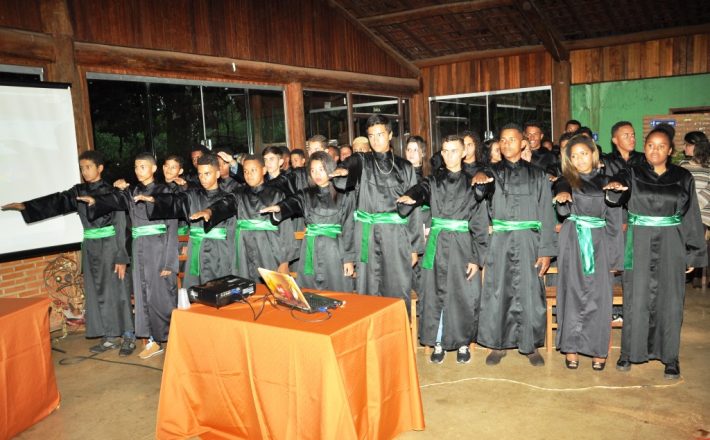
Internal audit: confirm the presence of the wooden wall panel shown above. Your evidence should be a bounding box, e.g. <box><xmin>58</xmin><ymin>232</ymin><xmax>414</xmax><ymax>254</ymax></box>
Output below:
<box><xmin>571</xmin><ymin>33</ymin><xmax>710</xmax><ymax>84</ymax></box>
<box><xmin>0</xmin><ymin>0</ymin><xmax>43</xmax><ymax>32</ymax></box>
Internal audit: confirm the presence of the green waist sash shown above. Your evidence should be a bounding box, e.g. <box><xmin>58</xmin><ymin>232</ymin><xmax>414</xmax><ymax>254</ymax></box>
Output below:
<box><xmin>567</xmin><ymin>215</ymin><xmax>606</xmax><ymax>275</ymax></box>
<box><xmin>83</xmin><ymin>225</ymin><xmax>116</xmax><ymax>240</ymax></box>
<box><xmin>177</xmin><ymin>225</ymin><xmax>190</xmax><ymax>236</ymax></box>
<box><xmin>421</xmin><ymin>217</ymin><xmax>469</xmax><ymax>270</ymax></box>
<box><xmin>188</xmin><ymin>227</ymin><xmax>227</xmax><ymax>276</ymax></box>
<box><xmin>421</xmin><ymin>205</ymin><xmax>430</xmax><ymax>212</ymax></box>
<box><xmin>131</xmin><ymin>224</ymin><xmax>167</xmax><ymax>239</ymax></box>
<box><xmin>353</xmin><ymin>210</ymin><xmax>407</xmax><ymax>263</ymax></box>
<box><xmin>303</xmin><ymin>224</ymin><xmax>342</xmax><ymax>275</ymax></box>
<box><xmin>625</xmin><ymin>212</ymin><xmax>681</xmax><ymax>270</ymax></box>
<box><xmin>235</xmin><ymin>218</ymin><xmax>278</xmax><ymax>269</ymax></box>
<box><xmin>491</xmin><ymin>219</ymin><xmax>542</xmax><ymax>233</ymax></box>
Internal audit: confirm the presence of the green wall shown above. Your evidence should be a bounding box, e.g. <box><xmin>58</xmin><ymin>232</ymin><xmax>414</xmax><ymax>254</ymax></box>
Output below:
<box><xmin>571</xmin><ymin>74</ymin><xmax>710</xmax><ymax>152</ymax></box>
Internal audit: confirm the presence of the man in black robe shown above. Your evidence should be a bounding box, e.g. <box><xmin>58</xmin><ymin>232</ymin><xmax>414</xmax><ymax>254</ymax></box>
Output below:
<box><xmin>472</xmin><ymin>123</ymin><xmax>557</xmax><ymax>366</ymax></box>
<box><xmin>524</xmin><ymin>121</ymin><xmax>558</xmax><ymax>174</ymax></box>
<box><xmin>78</xmin><ymin>152</ymin><xmax>178</xmax><ymax>360</ymax></box>
<box><xmin>331</xmin><ymin>114</ymin><xmax>423</xmax><ymax>310</ymax></box>
<box><xmin>2</xmin><ymin>151</ymin><xmax>135</xmax><ymax>356</ymax></box>
<box><xmin>601</xmin><ymin>121</ymin><xmax>644</xmax><ymax>176</ymax></box>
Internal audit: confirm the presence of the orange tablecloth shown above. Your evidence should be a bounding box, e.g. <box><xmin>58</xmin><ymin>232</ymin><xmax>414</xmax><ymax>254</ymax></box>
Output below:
<box><xmin>0</xmin><ymin>297</ymin><xmax>60</xmax><ymax>440</ymax></box>
<box><xmin>156</xmin><ymin>286</ymin><xmax>425</xmax><ymax>439</ymax></box>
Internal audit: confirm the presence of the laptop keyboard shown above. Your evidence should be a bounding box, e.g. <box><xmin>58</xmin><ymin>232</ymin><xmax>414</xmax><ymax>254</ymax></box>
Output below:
<box><xmin>303</xmin><ymin>293</ymin><xmax>340</xmax><ymax>310</ymax></box>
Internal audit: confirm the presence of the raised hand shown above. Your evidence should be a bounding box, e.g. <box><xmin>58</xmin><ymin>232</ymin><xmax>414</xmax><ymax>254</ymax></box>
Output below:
<box><xmin>133</xmin><ymin>194</ymin><xmax>155</xmax><ymax>203</ymax></box>
<box><xmin>190</xmin><ymin>209</ymin><xmax>212</xmax><ymax>222</ymax></box>
<box><xmin>76</xmin><ymin>196</ymin><xmax>96</xmax><ymax>206</ymax></box>
<box><xmin>396</xmin><ymin>195</ymin><xmax>415</xmax><ymax>205</ymax></box>
<box><xmin>471</xmin><ymin>172</ymin><xmax>493</xmax><ymax>185</ymax></box>
<box><xmin>216</xmin><ymin>151</ymin><xmax>236</xmax><ymax>165</ymax></box>
<box><xmin>328</xmin><ymin>168</ymin><xmax>348</xmax><ymax>178</ymax></box>
<box><xmin>259</xmin><ymin>205</ymin><xmax>281</xmax><ymax>214</ymax></box>
<box><xmin>1</xmin><ymin>202</ymin><xmax>25</xmax><ymax>211</ymax></box>
<box><xmin>602</xmin><ymin>181</ymin><xmax>628</xmax><ymax>192</ymax></box>
<box><xmin>554</xmin><ymin>192</ymin><xmax>573</xmax><ymax>204</ymax></box>
<box><xmin>113</xmin><ymin>179</ymin><xmax>130</xmax><ymax>190</ymax></box>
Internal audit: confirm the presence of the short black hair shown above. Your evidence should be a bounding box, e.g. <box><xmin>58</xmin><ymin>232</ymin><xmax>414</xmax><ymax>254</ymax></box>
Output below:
<box><xmin>442</xmin><ymin>135</ymin><xmax>465</xmax><ymax>146</ymax></box>
<box><xmin>279</xmin><ymin>146</ymin><xmax>291</xmax><ymax>156</ymax></box>
<box><xmin>290</xmin><ymin>148</ymin><xmax>305</xmax><ymax>158</ymax></box>
<box><xmin>576</xmin><ymin>126</ymin><xmax>594</xmax><ymax>137</ymax></box>
<box><xmin>684</xmin><ymin>131</ymin><xmax>709</xmax><ymax>145</ymax></box>
<box><xmin>163</xmin><ymin>154</ymin><xmax>184</xmax><ymax>168</ymax></box>
<box><xmin>523</xmin><ymin>121</ymin><xmax>543</xmax><ymax>131</ymax></box>
<box><xmin>499</xmin><ymin>123</ymin><xmax>523</xmax><ymax>136</ymax></box>
<box><xmin>558</xmin><ymin>131</ymin><xmax>575</xmax><ymax>144</ymax></box>
<box><xmin>191</xmin><ymin>145</ymin><xmax>209</xmax><ymax>154</ymax></box>
<box><xmin>135</xmin><ymin>152</ymin><xmax>156</xmax><ymax>165</ymax></box>
<box><xmin>366</xmin><ymin>114</ymin><xmax>392</xmax><ymax>134</ymax></box>
<box><xmin>611</xmin><ymin>121</ymin><xmax>633</xmax><ymax>137</ymax></box>
<box><xmin>241</xmin><ymin>154</ymin><xmax>264</xmax><ymax>167</ymax></box>
<box><xmin>196</xmin><ymin>153</ymin><xmax>220</xmax><ymax>168</ymax></box>
<box><xmin>565</xmin><ymin>119</ymin><xmax>581</xmax><ymax>127</ymax></box>
<box><xmin>78</xmin><ymin>150</ymin><xmax>104</xmax><ymax>167</ymax></box>
<box><xmin>262</xmin><ymin>146</ymin><xmax>283</xmax><ymax>157</ymax></box>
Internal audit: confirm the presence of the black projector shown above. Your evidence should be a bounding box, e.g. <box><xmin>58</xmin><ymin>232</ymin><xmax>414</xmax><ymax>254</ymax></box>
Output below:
<box><xmin>188</xmin><ymin>275</ymin><xmax>256</xmax><ymax>308</ymax></box>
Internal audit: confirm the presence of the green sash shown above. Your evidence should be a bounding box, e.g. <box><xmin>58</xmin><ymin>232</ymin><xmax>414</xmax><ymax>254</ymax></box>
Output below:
<box><xmin>303</xmin><ymin>224</ymin><xmax>342</xmax><ymax>275</ymax></box>
<box><xmin>421</xmin><ymin>205</ymin><xmax>431</xmax><ymax>212</ymax></box>
<box><xmin>83</xmin><ymin>225</ymin><xmax>116</xmax><ymax>240</ymax></box>
<box><xmin>188</xmin><ymin>227</ymin><xmax>227</xmax><ymax>276</ymax></box>
<box><xmin>235</xmin><ymin>219</ymin><xmax>278</xmax><ymax>269</ymax></box>
<box><xmin>624</xmin><ymin>212</ymin><xmax>681</xmax><ymax>270</ymax></box>
<box><xmin>421</xmin><ymin>217</ymin><xmax>468</xmax><ymax>270</ymax></box>
<box><xmin>131</xmin><ymin>224</ymin><xmax>167</xmax><ymax>238</ymax></box>
<box><xmin>491</xmin><ymin>219</ymin><xmax>542</xmax><ymax>233</ymax></box>
<box><xmin>567</xmin><ymin>215</ymin><xmax>606</xmax><ymax>275</ymax></box>
<box><xmin>177</xmin><ymin>225</ymin><xmax>189</xmax><ymax>236</ymax></box>
<box><xmin>353</xmin><ymin>210</ymin><xmax>407</xmax><ymax>263</ymax></box>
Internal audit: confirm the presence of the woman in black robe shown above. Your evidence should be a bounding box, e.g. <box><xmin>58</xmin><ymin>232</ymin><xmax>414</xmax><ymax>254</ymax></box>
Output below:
<box><xmin>553</xmin><ymin>136</ymin><xmax>623</xmax><ymax>371</ymax></box>
<box><xmin>604</xmin><ymin>127</ymin><xmax>707</xmax><ymax>379</ymax></box>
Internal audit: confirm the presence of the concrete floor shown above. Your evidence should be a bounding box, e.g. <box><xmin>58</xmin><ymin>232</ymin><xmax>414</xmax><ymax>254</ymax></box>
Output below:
<box><xmin>16</xmin><ymin>286</ymin><xmax>710</xmax><ymax>440</ymax></box>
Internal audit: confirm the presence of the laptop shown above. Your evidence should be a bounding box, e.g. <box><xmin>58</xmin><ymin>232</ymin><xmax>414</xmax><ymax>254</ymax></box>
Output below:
<box><xmin>257</xmin><ymin>267</ymin><xmax>344</xmax><ymax>314</ymax></box>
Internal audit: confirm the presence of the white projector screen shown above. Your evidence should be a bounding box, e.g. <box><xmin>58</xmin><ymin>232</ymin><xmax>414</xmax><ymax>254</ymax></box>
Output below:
<box><xmin>0</xmin><ymin>83</ymin><xmax>83</xmax><ymax>257</ymax></box>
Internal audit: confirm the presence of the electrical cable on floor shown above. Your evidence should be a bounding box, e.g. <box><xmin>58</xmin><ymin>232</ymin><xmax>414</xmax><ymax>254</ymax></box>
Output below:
<box><xmin>52</xmin><ymin>347</ymin><xmax>163</xmax><ymax>372</ymax></box>
<box><xmin>420</xmin><ymin>376</ymin><xmax>685</xmax><ymax>391</ymax></box>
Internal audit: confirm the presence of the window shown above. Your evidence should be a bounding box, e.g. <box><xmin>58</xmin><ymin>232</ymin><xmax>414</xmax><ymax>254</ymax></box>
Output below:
<box><xmin>0</xmin><ymin>64</ymin><xmax>43</xmax><ymax>83</ymax></box>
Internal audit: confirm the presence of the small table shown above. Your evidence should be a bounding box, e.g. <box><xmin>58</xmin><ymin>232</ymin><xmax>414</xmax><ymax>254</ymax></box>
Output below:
<box><xmin>156</xmin><ymin>286</ymin><xmax>425</xmax><ymax>439</ymax></box>
<box><xmin>0</xmin><ymin>297</ymin><xmax>60</xmax><ymax>439</ymax></box>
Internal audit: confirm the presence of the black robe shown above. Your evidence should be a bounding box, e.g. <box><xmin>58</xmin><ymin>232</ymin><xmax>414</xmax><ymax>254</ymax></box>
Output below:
<box><xmin>274</xmin><ymin>185</ymin><xmax>356</xmax><ymax>292</ymax></box>
<box><xmin>21</xmin><ymin>180</ymin><xmax>134</xmax><ymax>338</ymax></box>
<box><xmin>89</xmin><ymin>182</ymin><xmax>178</xmax><ymax>343</ymax></box>
<box><xmin>149</xmin><ymin>187</ymin><xmax>236</xmax><ymax>290</ymax></box>
<box><xmin>334</xmin><ymin>151</ymin><xmax>424</xmax><ymax>309</ymax></box>
<box><xmin>207</xmin><ymin>184</ymin><xmax>295</xmax><ymax>281</ymax></box>
<box><xmin>555</xmin><ymin>171</ymin><xmax>624</xmax><ymax>358</ymax></box>
<box><xmin>404</xmin><ymin>169</ymin><xmax>489</xmax><ymax>350</ymax></box>
<box><xmin>607</xmin><ymin>162</ymin><xmax>707</xmax><ymax>364</ymax></box>
<box><xmin>600</xmin><ymin>149</ymin><xmax>645</xmax><ymax>177</ymax></box>
<box><xmin>530</xmin><ymin>148</ymin><xmax>558</xmax><ymax>174</ymax></box>
<box><xmin>474</xmin><ymin>158</ymin><xmax>557</xmax><ymax>353</ymax></box>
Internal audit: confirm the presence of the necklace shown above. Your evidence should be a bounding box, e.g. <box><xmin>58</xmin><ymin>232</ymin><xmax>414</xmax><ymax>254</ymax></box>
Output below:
<box><xmin>373</xmin><ymin>150</ymin><xmax>395</xmax><ymax>175</ymax></box>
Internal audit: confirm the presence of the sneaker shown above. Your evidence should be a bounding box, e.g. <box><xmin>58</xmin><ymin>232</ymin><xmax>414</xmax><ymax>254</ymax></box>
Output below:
<box><xmin>119</xmin><ymin>338</ymin><xmax>137</xmax><ymax>357</ymax></box>
<box><xmin>430</xmin><ymin>344</ymin><xmax>445</xmax><ymax>364</ymax></box>
<box><xmin>663</xmin><ymin>360</ymin><xmax>680</xmax><ymax>380</ymax></box>
<box><xmin>89</xmin><ymin>337</ymin><xmax>120</xmax><ymax>353</ymax></box>
<box><xmin>138</xmin><ymin>341</ymin><xmax>164</xmax><ymax>359</ymax></box>
<box><xmin>456</xmin><ymin>346</ymin><xmax>471</xmax><ymax>364</ymax></box>
<box><xmin>612</xmin><ymin>314</ymin><xmax>623</xmax><ymax>324</ymax></box>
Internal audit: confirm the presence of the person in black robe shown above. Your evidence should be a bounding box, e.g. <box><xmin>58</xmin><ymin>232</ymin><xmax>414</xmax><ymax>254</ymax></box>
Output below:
<box><xmin>261</xmin><ymin>152</ymin><xmax>356</xmax><ymax>292</ymax></box>
<box><xmin>524</xmin><ymin>121</ymin><xmax>558</xmax><ymax>173</ymax></box>
<box><xmin>193</xmin><ymin>155</ymin><xmax>295</xmax><ymax>282</ymax></box>
<box><xmin>330</xmin><ymin>115</ymin><xmax>424</xmax><ymax>311</ymax></box>
<box><xmin>462</xmin><ymin>130</ymin><xmax>486</xmax><ymax>176</ymax></box>
<box><xmin>78</xmin><ymin>152</ymin><xmax>178</xmax><ymax>360</ymax></box>
<box><xmin>552</xmin><ymin>136</ymin><xmax>624</xmax><ymax>371</ymax></box>
<box><xmin>214</xmin><ymin>149</ymin><xmax>244</xmax><ymax>193</ymax></box>
<box><xmin>601</xmin><ymin>121</ymin><xmax>645</xmax><ymax>177</ymax></box>
<box><xmin>604</xmin><ymin>128</ymin><xmax>707</xmax><ymax>379</ymax></box>
<box><xmin>405</xmin><ymin>135</ymin><xmax>431</xmax><ymax>300</ymax></box>
<box><xmin>398</xmin><ymin>135</ymin><xmax>488</xmax><ymax>364</ymax></box>
<box><xmin>134</xmin><ymin>154</ymin><xmax>236</xmax><ymax>291</ymax></box>
<box><xmin>263</xmin><ymin>146</ymin><xmax>305</xmax><ymax>233</ymax></box>
<box><xmin>472</xmin><ymin>123</ymin><xmax>556</xmax><ymax>366</ymax></box>
<box><xmin>2</xmin><ymin>151</ymin><xmax>135</xmax><ymax>356</ymax></box>
<box><xmin>184</xmin><ymin>145</ymin><xmax>209</xmax><ymax>188</ymax></box>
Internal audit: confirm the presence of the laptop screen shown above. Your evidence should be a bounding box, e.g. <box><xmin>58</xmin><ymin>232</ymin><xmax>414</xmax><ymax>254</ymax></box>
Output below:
<box><xmin>257</xmin><ymin>268</ymin><xmax>311</xmax><ymax>312</ymax></box>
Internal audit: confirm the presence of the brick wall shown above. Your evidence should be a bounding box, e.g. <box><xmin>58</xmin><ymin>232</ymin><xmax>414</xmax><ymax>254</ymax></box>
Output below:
<box><xmin>0</xmin><ymin>251</ymin><xmax>80</xmax><ymax>298</ymax></box>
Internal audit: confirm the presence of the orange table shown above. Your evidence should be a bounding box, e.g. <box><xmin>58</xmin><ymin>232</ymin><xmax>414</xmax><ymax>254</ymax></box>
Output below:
<box><xmin>156</xmin><ymin>286</ymin><xmax>425</xmax><ymax>439</ymax></box>
<box><xmin>0</xmin><ymin>297</ymin><xmax>60</xmax><ymax>440</ymax></box>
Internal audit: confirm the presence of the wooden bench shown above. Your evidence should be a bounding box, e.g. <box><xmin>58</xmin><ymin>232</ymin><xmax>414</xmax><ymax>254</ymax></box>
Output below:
<box><xmin>545</xmin><ymin>267</ymin><xmax>624</xmax><ymax>352</ymax></box>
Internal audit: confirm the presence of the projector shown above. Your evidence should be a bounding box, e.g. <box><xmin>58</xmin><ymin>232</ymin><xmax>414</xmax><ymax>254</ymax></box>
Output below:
<box><xmin>188</xmin><ymin>275</ymin><xmax>255</xmax><ymax>308</ymax></box>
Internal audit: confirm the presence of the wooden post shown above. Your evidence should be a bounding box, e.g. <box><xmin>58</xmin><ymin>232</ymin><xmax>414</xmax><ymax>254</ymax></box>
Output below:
<box><xmin>552</xmin><ymin>60</ymin><xmax>571</xmax><ymax>141</ymax></box>
<box><xmin>285</xmin><ymin>82</ymin><xmax>305</xmax><ymax>150</ymax></box>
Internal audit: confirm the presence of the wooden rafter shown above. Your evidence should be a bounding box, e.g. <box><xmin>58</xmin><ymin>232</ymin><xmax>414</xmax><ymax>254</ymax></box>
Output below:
<box><xmin>515</xmin><ymin>0</ymin><xmax>569</xmax><ymax>61</ymax></box>
<box><xmin>359</xmin><ymin>0</ymin><xmax>513</xmax><ymax>26</ymax></box>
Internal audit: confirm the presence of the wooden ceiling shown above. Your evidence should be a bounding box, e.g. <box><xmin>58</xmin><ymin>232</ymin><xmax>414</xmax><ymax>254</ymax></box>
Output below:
<box><xmin>329</xmin><ymin>0</ymin><xmax>710</xmax><ymax>68</ymax></box>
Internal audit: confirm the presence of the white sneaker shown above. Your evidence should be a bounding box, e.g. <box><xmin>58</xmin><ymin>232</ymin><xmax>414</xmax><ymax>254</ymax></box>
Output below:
<box><xmin>457</xmin><ymin>346</ymin><xmax>471</xmax><ymax>364</ymax></box>
<box><xmin>138</xmin><ymin>341</ymin><xmax>164</xmax><ymax>359</ymax></box>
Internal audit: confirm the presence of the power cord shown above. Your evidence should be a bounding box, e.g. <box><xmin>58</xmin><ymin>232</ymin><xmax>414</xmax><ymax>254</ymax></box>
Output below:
<box><xmin>52</xmin><ymin>346</ymin><xmax>163</xmax><ymax>372</ymax></box>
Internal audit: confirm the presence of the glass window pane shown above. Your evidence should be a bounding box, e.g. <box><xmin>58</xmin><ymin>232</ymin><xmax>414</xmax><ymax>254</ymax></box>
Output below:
<box><xmin>249</xmin><ymin>89</ymin><xmax>286</xmax><ymax>156</ymax></box>
<box><xmin>304</xmin><ymin>91</ymin><xmax>349</xmax><ymax>146</ymax></box>
<box><xmin>489</xmin><ymin>90</ymin><xmax>552</xmax><ymax>137</ymax></box>
<box><xmin>202</xmin><ymin>86</ymin><xmax>249</xmax><ymax>155</ymax></box>
<box><xmin>430</xmin><ymin>96</ymin><xmax>487</xmax><ymax>148</ymax></box>
<box><xmin>0</xmin><ymin>71</ymin><xmax>42</xmax><ymax>83</ymax></box>
<box><xmin>148</xmin><ymin>83</ymin><xmax>203</xmax><ymax>166</ymax></box>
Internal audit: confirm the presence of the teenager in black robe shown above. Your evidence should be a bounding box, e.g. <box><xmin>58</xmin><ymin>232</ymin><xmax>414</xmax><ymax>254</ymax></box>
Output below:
<box><xmin>398</xmin><ymin>135</ymin><xmax>488</xmax><ymax>364</ymax></box>
<box><xmin>553</xmin><ymin>136</ymin><xmax>623</xmax><ymax>371</ymax></box>
<box><xmin>136</xmin><ymin>154</ymin><xmax>236</xmax><ymax>291</ymax></box>
<box><xmin>78</xmin><ymin>153</ymin><xmax>178</xmax><ymax>360</ymax></box>
<box><xmin>472</xmin><ymin>123</ymin><xmax>556</xmax><ymax>367</ymax></box>
<box><xmin>2</xmin><ymin>151</ymin><xmax>135</xmax><ymax>356</ymax></box>
<box><xmin>462</xmin><ymin>130</ymin><xmax>486</xmax><ymax>177</ymax></box>
<box><xmin>193</xmin><ymin>156</ymin><xmax>295</xmax><ymax>282</ymax></box>
<box><xmin>331</xmin><ymin>115</ymin><xmax>424</xmax><ymax>310</ymax></box>
<box><xmin>604</xmin><ymin>128</ymin><xmax>707</xmax><ymax>379</ymax></box>
<box><xmin>261</xmin><ymin>152</ymin><xmax>355</xmax><ymax>292</ymax></box>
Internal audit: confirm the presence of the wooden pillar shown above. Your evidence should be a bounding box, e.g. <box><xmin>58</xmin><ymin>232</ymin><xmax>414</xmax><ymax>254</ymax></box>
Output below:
<box><xmin>285</xmin><ymin>82</ymin><xmax>306</xmax><ymax>150</ymax></box>
<box><xmin>39</xmin><ymin>0</ymin><xmax>92</xmax><ymax>153</ymax></box>
<box><xmin>409</xmin><ymin>91</ymin><xmax>430</xmax><ymax>175</ymax></box>
<box><xmin>552</xmin><ymin>60</ymin><xmax>571</xmax><ymax>141</ymax></box>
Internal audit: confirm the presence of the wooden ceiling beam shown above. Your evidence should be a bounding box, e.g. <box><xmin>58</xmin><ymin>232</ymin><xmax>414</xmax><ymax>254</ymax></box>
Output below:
<box><xmin>565</xmin><ymin>23</ymin><xmax>710</xmax><ymax>51</ymax></box>
<box><xmin>360</xmin><ymin>0</ymin><xmax>512</xmax><ymax>26</ymax></box>
<box><xmin>515</xmin><ymin>0</ymin><xmax>569</xmax><ymax>61</ymax></box>
<box><xmin>0</xmin><ymin>27</ymin><xmax>56</xmax><ymax>62</ymax></box>
<box><xmin>413</xmin><ymin>45</ymin><xmax>547</xmax><ymax>68</ymax></box>
<box><xmin>326</xmin><ymin>0</ymin><xmax>420</xmax><ymax>77</ymax></box>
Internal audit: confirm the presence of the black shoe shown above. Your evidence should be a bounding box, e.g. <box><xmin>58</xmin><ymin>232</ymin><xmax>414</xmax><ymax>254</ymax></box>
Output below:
<box><xmin>565</xmin><ymin>355</ymin><xmax>579</xmax><ymax>369</ymax></box>
<box><xmin>430</xmin><ymin>344</ymin><xmax>445</xmax><ymax>364</ymax></box>
<box><xmin>616</xmin><ymin>355</ymin><xmax>631</xmax><ymax>372</ymax></box>
<box><xmin>527</xmin><ymin>350</ymin><xmax>545</xmax><ymax>367</ymax></box>
<box><xmin>485</xmin><ymin>349</ymin><xmax>507</xmax><ymax>366</ymax></box>
<box><xmin>663</xmin><ymin>360</ymin><xmax>680</xmax><ymax>379</ymax></box>
<box><xmin>119</xmin><ymin>338</ymin><xmax>136</xmax><ymax>357</ymax></box>
<box><xmin>592</xmin><ymin>360</ymin><xmax>606</xmax><ymax>371</ymax></box>
<box><xmin>456</xmin><ymin>346</ymin><xmax>471</xmax><ymax>364</ymax></box>
<box><xmin>89</xmin><ymin>337</ymin><xmax>119</xmax><ymax>353</ymax></box>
